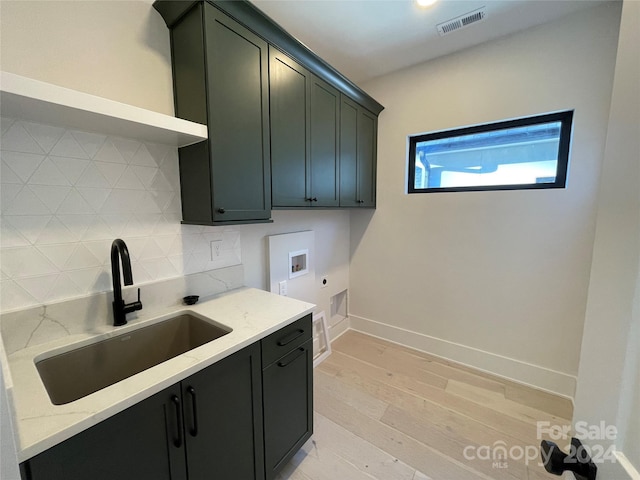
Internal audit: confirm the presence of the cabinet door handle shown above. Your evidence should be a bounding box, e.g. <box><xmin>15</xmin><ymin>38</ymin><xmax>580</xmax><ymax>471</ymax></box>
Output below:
<box><xmin>277</xmin><ymin>329</ymin><xmax>305</xmax><ymax>346</ymax></box>
<box><xmin>217</xmin><ymin>208</ymin><xmax>225</xmax><ymax>214</ymax></box>
<box><xmin>278</xmin><ymin>347</ymin><xmax>306</xmax><ymax>368</ymax></box>
<box><xmin>187</xmin><ymin>386</ymin><xmax>198</xmax><ymax>437</ymax></box>
<box><xmin>171</xmin><ymin>395</ymin><xmax>183</xmax><ymax>448</ymax></box>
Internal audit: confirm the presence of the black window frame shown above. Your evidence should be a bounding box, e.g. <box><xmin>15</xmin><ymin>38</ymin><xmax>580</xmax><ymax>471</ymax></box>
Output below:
<box><xmin>407</xmin><ymin>110</ymin><xmax>574</xmax><ymax>194</ymax></box>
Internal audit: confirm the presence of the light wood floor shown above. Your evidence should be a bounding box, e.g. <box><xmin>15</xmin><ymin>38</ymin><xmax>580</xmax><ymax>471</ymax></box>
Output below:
<box><xmin>276</xmin><ymin>330</ymin><xmax>574</xmax><ymax>480</ymax></box>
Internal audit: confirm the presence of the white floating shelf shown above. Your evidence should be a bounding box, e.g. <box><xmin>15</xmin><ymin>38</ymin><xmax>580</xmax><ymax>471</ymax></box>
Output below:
<box><xmin>0</xmin><ymin>71</ymin><xmax>208</xmax><ymax>147</ymax></box>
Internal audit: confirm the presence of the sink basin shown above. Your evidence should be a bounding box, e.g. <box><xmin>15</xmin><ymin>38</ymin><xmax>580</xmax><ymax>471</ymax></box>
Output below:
<box><xmin>36</xmin><ymin>313</ymin><xmax>232</xmax><ymax>405</ymax></box>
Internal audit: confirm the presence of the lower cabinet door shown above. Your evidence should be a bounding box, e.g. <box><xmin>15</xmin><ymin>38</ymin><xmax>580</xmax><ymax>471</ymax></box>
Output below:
<box><xmin>21</xmin><ymin>385</ymin><xmax>187</xmax><ymax>480</ymax></box>
<box><xmin>182</xmin><ymin>342</ymin><xmax>265</xmax><ymax>480</ymax></box>
<box><xmin>263</xmin><ymin>339</ymin><xmax>313</xmax><ymax>480</ymax></box>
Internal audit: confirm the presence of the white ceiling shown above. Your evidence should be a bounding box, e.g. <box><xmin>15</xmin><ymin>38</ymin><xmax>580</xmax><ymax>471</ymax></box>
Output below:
<box><xmin>250</xmin><ymin>0</ymin><xmax>605</xmax><ymax>85</ymax></box>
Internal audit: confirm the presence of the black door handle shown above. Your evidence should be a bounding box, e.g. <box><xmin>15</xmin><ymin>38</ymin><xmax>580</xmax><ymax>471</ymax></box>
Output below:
<box><xmin>277</xmin><ymin>329</ymin><xmax>305</xmax><ymax>346</ymax></box>
<box><xmin>278</xmin><ymin>347</ymin><xmax>306</xmax><ymax>368</ymax></box>
<box><xmin>187</xmin><ymin>386</ymin><xmax>198</xmax><ymax>437</ymax></box>
<box><xmin>540</xmin><ymin>438</ymin><xmax>597</xmax><ymax>480</ymax></box>
<box><xmin>217</xmin><ymin>208</ymin><xmax>225</xmax><ymax>214</ymax></box>
<box><xmin>171</xmin><ymin>395</ymin><xmax>183</xmax><ymax>448</ymax></box>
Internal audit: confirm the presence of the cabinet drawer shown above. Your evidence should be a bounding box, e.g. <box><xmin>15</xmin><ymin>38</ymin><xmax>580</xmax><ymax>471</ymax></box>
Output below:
<box><xmin>261</xmin><ymin>314</ymin><xmax>312</xmax><ymax>367</ymax></box>
<box><xmin>263</xmin><ymin>339</ymin><xmax>313</xmax><ymax>479</ymax></box>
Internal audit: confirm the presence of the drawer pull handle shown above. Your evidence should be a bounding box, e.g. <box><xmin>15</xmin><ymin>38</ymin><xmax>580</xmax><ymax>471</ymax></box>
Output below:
<box><xmin>187</xmin><ymin>386</ymin><xmax>198</xmax><ymax>437</ymax></box>
<box><xmin>277</xmin><ymin>329</ymin><xmax>305</xmax><ymax>346</ymax></box>
<box><xmin>278</xmin><ymin>347</ymin><xmax>306</xmax><ymax>368</ymax></box>
<box><xmin>171</xmin><ymin>395</ymin><xmax>183</xmax><ymax>448</ymax></box>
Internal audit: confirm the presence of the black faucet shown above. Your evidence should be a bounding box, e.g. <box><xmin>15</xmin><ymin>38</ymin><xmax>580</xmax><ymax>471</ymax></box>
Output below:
<box><xmin>111</xmin><ymin>239</ymin><xmax>143</xmax><ymax>326</ymax></box>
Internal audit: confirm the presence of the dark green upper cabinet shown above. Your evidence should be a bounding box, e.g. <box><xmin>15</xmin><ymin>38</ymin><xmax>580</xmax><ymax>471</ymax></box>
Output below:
<box><xmin>164</xmin><ymin>2</ymin><xmax>271</xmax><ymax>225</ymax></box>
<box><xmin>154</xmin><ymin>0</ymin><xmax>383</xmax><ymax>215</ymax></box>
<box><xmin>309</xmin><ymin>76</ymin><xmax>340</xmax><ymax>207</ymax></box>
<box><xmin>269</xmin><ymin>49</ymin><xmax>309</xmax><ymax>207</ymax></box>
<box><xmin>270</xmin><ymin>49</ymin><xmax>339</xmax><ymax>208</ymax></box>
<box><xmin>340</xmin><ymin>95</ymin><xmax>378</xmax><ymax>208</ymax></box>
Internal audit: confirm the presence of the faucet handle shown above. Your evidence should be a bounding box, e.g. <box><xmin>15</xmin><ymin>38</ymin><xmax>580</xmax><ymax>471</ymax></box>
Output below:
<box><xmin>134</xmin><ymin>288</ymin><xmax>143</xmax><ymax>309</ymax></box>
<box><xmin>123</xmin><ymin>288</ymin><xmax>143</xmax><ymax>314</ymax></box>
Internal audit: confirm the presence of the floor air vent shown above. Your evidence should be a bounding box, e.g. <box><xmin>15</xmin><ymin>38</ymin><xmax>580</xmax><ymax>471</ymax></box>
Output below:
<box><xmin>437</xmin><ymin>7</ymin><xmax>486</xmax><ymax>36</ymax></box>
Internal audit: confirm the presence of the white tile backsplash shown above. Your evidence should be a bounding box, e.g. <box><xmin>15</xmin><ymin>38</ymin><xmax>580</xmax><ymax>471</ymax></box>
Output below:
<box><xmin>0</xmin><ymin>117</ymin><xmax>242</xmax><ymax>313</ymax></box>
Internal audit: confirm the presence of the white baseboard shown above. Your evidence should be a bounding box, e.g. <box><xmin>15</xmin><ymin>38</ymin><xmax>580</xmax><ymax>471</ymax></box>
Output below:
<box><xmin>349</xmin><ymin>314</ymin><xmax>577</xmax><ymax>399</ymax></box>
<box><xmin>329</xmin><ymin>315</ymin><xmax>350</xmax><ymax>341</ymax></box>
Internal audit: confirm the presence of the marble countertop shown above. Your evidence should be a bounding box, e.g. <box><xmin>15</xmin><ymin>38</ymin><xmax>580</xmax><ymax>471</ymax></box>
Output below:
<box><xmin>2</xmin><ymin>287</ymin><xmax>314</xmax><ymax>462</ymax></box>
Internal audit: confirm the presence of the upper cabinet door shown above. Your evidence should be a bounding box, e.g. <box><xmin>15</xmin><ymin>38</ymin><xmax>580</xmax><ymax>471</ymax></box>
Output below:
<box><xmin>205</xmin><ymin>5</ymin><xmax>271</xmax><ymax>222</ymax></box>
<box><xmin>270</xmin><ymin>48</ymin><xmax>340</xmax><ymax>208</ymax></box>
<box><xmin>357</xmin><ymin>108</ymin><xmax>377</xmax><ymax>208</ymax></box>
<box><xmin>340</xmin><ymin>95</ymin><xmax>377</xmax><ymax>208</ymax></box>
<box><xmin>309</xmin><ymin>77</ymin><xmax>340</xmax><ymax>207</ymax></box>
<box><xmin>339</xmin><ymin>96</ymin><xmax>358</xmax><ymax>207</ymax></box>
<box><xmin>269</xmin><ymin>48</ymin><xmax>310</xmax><ymax>207</ymax></box>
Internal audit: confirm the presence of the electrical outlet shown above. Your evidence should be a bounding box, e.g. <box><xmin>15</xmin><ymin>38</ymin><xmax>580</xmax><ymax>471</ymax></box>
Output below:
<box><xmin>320</xmin><ymin>276</ymin><xmax>328</xmax><ymax>288</ymax></box>
<box><xmin>278</xmin><ymin>280</ymin><xmax>287</xmax><ymax>296</ymax></box>
<box><xmin>211</xmin><ymin>240</ymin><xmax>223</xmax><ymax>259</ymax></box>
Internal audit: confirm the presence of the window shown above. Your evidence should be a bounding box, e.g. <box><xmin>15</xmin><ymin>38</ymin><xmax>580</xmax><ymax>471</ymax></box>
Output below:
<box><xmin>408</xmin><ymin>111</ymin><xmax>573</xmax><ymax>193</ymax></box>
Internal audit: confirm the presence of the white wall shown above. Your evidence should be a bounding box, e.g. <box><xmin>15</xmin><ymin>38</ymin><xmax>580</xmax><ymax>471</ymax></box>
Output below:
<box><xmin>0</xmin><ymin>0</ymin><xmax>174</xmax><ymax>115</ymax></box>
<box><xmin>351</xmin><ymin>2</ymin><xmax>622</xmax><ymax>396</ymax></box>
<box><xmin>239</xmin><ymin>210</ymin><xmax>351</xmax><ymax>336</ymax></box>
<box><xmin>573</xmin><ymin>1</ymin><xmax>640</xmax><ymax>476</ymax></box>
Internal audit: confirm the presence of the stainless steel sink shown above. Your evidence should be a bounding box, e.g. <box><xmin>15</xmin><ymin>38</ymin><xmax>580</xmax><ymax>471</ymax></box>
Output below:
<box><xmin>36</xmin><ymin>313</ymin><xmax>232</xmax><ymax>405</ymax></box>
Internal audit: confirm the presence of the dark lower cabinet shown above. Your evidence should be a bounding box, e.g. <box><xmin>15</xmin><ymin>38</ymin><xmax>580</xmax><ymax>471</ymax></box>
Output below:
<box><xmin>21</xmin><ymin>384</ymin><xmax>187</xmax><ymax>480</ymax></box>
<box><xmin>261</xmin><ymin>315</ymin><xmax>313</xmax><ymax>480</ymax></box>
<box><xmin>20</xmin><ymin>343</ymin><xmax>264</xmax><ymax>480</ymax></box>
<box><xmin>20</xmin><ymin>318</ymin><xmax>314</xmax><ymax>480</ymax></box>
<box><xmin>183</xmin><ymin>343</ymin><xmax>264</xmax><ymax>480</ymax></box>
<box><xmin>20</xmin><ymin>315</ymin><xmax>313</xmax><ymax>480</ymax></box>
<box><xmin>263</xmin><ymin>340</ymin><xmax>313</xmax><ymax>479</ymax></box>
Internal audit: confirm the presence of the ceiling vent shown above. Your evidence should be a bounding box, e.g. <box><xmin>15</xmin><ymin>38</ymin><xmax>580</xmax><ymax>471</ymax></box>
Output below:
<box><xmin>437</xmin><ymin>7</ymin><xmax>486</xmax><ymax>36</ymax></box>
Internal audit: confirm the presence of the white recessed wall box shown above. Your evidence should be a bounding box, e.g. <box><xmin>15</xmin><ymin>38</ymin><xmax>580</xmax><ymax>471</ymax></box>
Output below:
<box><xmin>289</xmin><ymin>249</ymin><xmax>309</xmax><ymax>279</ymax></box>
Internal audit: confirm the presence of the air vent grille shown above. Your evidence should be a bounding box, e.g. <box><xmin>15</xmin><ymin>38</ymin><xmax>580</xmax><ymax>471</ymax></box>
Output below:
<box><xmin>437</xmin><ymin>7</ymin><xmax>486</xmax><ymax>36</ymax></box>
